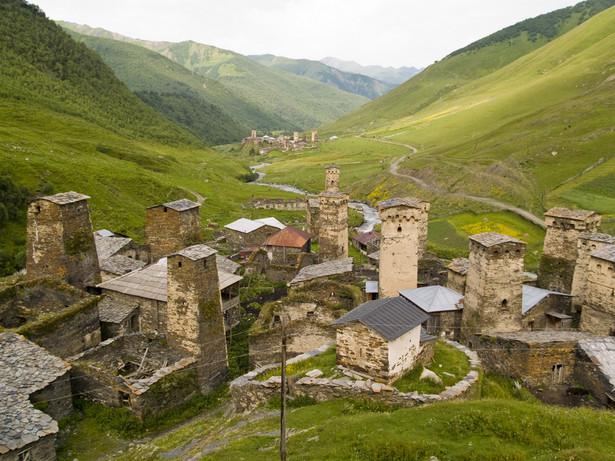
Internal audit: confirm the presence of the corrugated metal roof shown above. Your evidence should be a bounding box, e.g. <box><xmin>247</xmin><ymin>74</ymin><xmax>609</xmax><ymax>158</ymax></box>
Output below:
<box><xmin>291</xmin><ymin>258</ymin><xmax>353</xmax><ymax>284</ymax></box>
<box><xmin>224</xmin><ymin>218</ymin><xmax>265</xmax><ymax>234</ymax></box>
<box><xmin>330</xmin><ymin>297</ymin><xmax>430</xmax><ymax>342</ymax></box>
<box><xmin>255</xmin><ymin>217</ymin><xmax>286</xmax><ymax>230</ymax></box>
<box><xmin>591</xmin><ymin>244</ymin><xmax>615</xmax><ymax>263</ymax></box>
<box><xmin>398</xmin><ymin>285</ymin><xmax>464</xmax><ymax>313</ymax></box>
<box><xmin>470</xmin><ymin>232</ymin><xmax>525</xmax><ymax>247</ymax></box>
<box><xmin>265</xmin><ymin>226</ymin><xmax>312</xmax><ymax>248</ymax></box>
<box><xmin>40</xmin><ymin>191</ymin><xmax>89</xmax><ymax>204</ymax></box>
<box><xmin>352</xmin><ymin>230</ymin><xmax>380</xmax><ymax>245</ymax></box>
<box><xmin>522</xmin><ymin>285</ymin><xmax>570</xmax><ymax>315</ymax></box>
<box><xmin>545</xmin><ymin>207</ymin><xmax>597</xmax><ymax>220</ymax></box>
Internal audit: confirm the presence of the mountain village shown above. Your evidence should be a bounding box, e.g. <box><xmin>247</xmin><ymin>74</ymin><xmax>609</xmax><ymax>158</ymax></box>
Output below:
<box><xmin>1</xmin><ymin>163</ymin><xmax>614</xmax><ymax>459</ymax></box>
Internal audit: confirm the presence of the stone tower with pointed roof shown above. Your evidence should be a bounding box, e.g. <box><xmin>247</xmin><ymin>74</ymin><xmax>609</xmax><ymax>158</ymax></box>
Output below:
<box><xmin>538</xmin><ymin>207</ymin><xmax>601</xmax><ymax>293</ymax></box>
<box><xmin>461</xmin><ymin>232</ymin><xmax>526</xmax><ymax>344</ymax></box>
<box><xmin>318</xmin><ymin>166</ymin><xmax>348</xmax><ymax>263</ymax></box>
<box><xmin>26</xmin><ymin>191</ymin><xmax>100</xmax><ymax>288</ymax></box>
<box><xmin>146</xmin><ymin>199</ymin><xmax>202</xmax><ymax>261</ymax></box>
<box><xmin>166</xmin><ymin>244</ymin><xmax>228</xmax><ymax>392</ymax></box>
<box><xmin>378</xmin><ymin>197</ymin><xmax>429</xmax><ymax>298</ymax></box>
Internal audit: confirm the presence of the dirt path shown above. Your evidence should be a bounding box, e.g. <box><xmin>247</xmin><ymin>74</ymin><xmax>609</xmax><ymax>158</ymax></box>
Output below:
<box><xmin>179</xmin><ymin>186</ymin><xmax>206</xmax><ymax>205</ymax></box>
<box><xmin>361</xmin><ymin>136</ymin><xmax>547</xmax><ymax>228</ymax></box>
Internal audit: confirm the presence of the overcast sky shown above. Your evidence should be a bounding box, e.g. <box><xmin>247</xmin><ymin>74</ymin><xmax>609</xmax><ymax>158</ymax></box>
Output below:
<box><xmin>33</xmin><ymin>0</ymin><xmax>581</xmax><ymax>68</ymax></box>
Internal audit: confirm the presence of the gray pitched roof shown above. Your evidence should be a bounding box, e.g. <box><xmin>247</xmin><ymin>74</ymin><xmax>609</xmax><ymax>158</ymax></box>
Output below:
<box><xmin>378</xmin><ymin>197</ymin><xmax>424</xmax><ymax>210</ymax></box>
<box><xmin>216</xmin><ymin>255</ymin><xmax>240</xmax><ymax>274</ymax></box>
<box><xmin>544</xmin><ymin>207</ymin><xmax>597</xmax><ymax>220</ymax></box>
<box><xmin>469</xmin><ymin>232</ymin><xmax>525</xmax><ymax>247</ymax></box>
<box><xmin>0</xmin><ymin>332</ymin><xmax>69</xmax><ymax>453</ymax></box>
<box><xmin>163</xmin><ymin>199</ymin><xmax>200</xmax><ymax>211</ymax></box>
<box><xmin>522</xmin><ymin>285</ymin><xmax>571</xmax><ymax>315</ymax></box>
<box><xmin>291</xmin><ymin>258</ymin><xmax>353</xmax><ymax>284</ymax></box>
<box><xmin>98</xmin><ymin>297</ymin><xmax>139</xmax><ymax>324</ymax></box>
<box><xmin>100</xmin><ymin>254</ymin><xmax>147</xmax><ymax>276</ymax></box>
<box><xmin>577</xmin><ymin>337</ymin><xmax>615</xmax><ymax>390</ymax></box>
<box><xmin>172</xmin><ymin>244</ymin><xmax>217</xmax><ymax>261</ymax></box>
<box><xmin>40</xmin><ymin>191</ymin><xmax>89</xmax><ymax>204</ymax></box>
<box><xmin>94</xmin><ymin>234</ymin><xmax>132</xmax><ymax>260</ymax></box>
<box><xmin>398</xmin><ymin>285</ymin><xmax>464</xmax><ymax>313</ymax></box>
<box><xmin>591</xmin><ymin>244</ymin><xmax>615</xmax><ymax>264</ymax></box>
<box><xmin>330</xmin><ymin>297</ymin><xmax>430</xmax><ymax>342</ymax></box>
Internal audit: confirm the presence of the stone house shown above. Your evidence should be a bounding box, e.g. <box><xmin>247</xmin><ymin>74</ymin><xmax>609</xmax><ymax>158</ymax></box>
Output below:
<box><xmin>224</xmin><ymin>217</ymin><xmax>284</xmax><ymax>251</ymax></box>
<box><xmin>26</xmin><ymin>191</ymin><xmax>101</xmax><ymax>289</ymax></box>
<box><xmin>145</xmin><ymin>199</ymin><xmax>202</xmax><ymax>261</ymax></box>
<box><xmin>94</xmin><ymin>230</ymin><xmax>149</xmax><ymax>281</ymax></box>
<box><xmin>580</xmin><ymin>244</ymin><xmax>615</xmax><ymax>336</ymax></box>
<box><xmin>97</xmin><ymin>255</ymin><xmax>242</xmax><ymax>337</ymax></box>
<box><xmin>351</xmin><ymin>230</ymin><xmax>380</xmax><ymax>255</ymax></box>
<box><xmin>264</xmin><ymin>225</ymin><xmax>312</xmax><ymax>265</ymax></box>
<box><xmin>521</xmin><ymin>285</ymin><xmax>572</xmax><ymax>331</ymax></box>
<box><xmin>446</xmin><ymin>257</ymin><xmax>469</xmax><ymax>295</ymax></box>
<box><xmin>398</xmin><ymin>285</ymin><xmax>464</xmax><ymax>340</ymax></box>
<box><xmin>0</xmin><ymin>278</ymin><xmax>102</xmax><ymax>359</ymax></box>
<box><xmin>538</xmin><ymin>207</ymin><xmax>601</xmax><ymax>293</ymax></box>
<box><xmin>330</xmin><ymin>297</ymin><xmax>431</xmax><ymax>383</ymax></box>
<box><xmin>0</xmin><ymin>332</ymin><xmax>72</xmax><ymax>460</ymax></box>
<box><xmin>571</xmin><ymin>232</ymin><xmax>615</xmax><ymax>310</ymax></box>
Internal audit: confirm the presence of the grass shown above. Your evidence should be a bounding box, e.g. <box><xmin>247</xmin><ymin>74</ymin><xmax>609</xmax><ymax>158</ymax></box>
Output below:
<box><xmin>255</xmin><ymin>345</ymin><xmax>337</xmax><ymax>381</ymax></box>
<box><xmin>393</xmin><ymin>340</ymin><xmax>471</xmax><ymax>394</ymax></box>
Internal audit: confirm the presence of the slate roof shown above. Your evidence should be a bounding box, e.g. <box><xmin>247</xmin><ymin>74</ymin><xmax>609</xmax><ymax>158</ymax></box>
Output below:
<box><xmin>330</xmin><ymin>297</ymin><xmax>430</xmax><ymax>342</ymax></box>
<box><xmin>398</xmin><ymin>285</ymin><xmax>464</xmax><ymax>313</ymax></box>
<box><xmin>225</xmin><ymin>218</ymin><xmax>265</xmax><ymax>234</ymax></box>
<box><xmin>216</xmin><ymin>255</ymin><xmax>240</xmax><ymax>274</ymax></box>
<box><xmin>522</xmin><ymin>285</ymin><xmax>570</xmax><ymax>315</ymax></box>
<box><xmin>291</xmin><ymin>258</ymin><xmax>353</xmax><ymax>284</ymax></box>
<box><xmin>164</xmin><ymin>199</ymin><xmax>200</xmax><ymax>211</ymax></box>
<box><xmin>577</xmin><ymin>337</ymin><xmax>615</xmax><ymax>391</ymax></box>
<box><xmin>352</xmin><ymin>230</ymin><xmax>380</xmax><ymax>245</ymax></box>
<box><xmin>98</xmin><ymin>297</ymin><xmax>139</xmax><ymax>324</ymax></box>
<box><xmin>591</xmin><ymin>244</ymin><xmax>615</xmax><ymax>263</ymax></box>
<box><xmin>447</xmin><ymin>258</ymin><xmax>469</xmax><ymax>275</ymax></box>
<box><xmin>94</xmin><ymin>229</ymin><xmax>115</xmax><ymax>238</ymax></box>
<box><xmin>218</xmin><ymin>271</ymin><xmax>243</xmax><ymax>291</ymax></box>
<box><xmin>172</xmin><ymin>244</ymin><xmax>217</xmax><ymax>261</ymax></box>
<box><xmin>578</xmin><ymin>232</ymin><xmax>615</xmax><ymax>244</ymax></box>
<box><xmin>265</xmin><ymin>226</ymin><xmax>312</xmax><ymax>248</ymax></box>
<box><xmin>544</xmin><ymin>207</ymin><xmax>597</xmax><ymax>220</ymax></box>
<box><xmin>469</xmin><ymin>232</ymin><xmax>525</xmax><ymax>247</ymax></box>
<box><xmin>40</xmin><ymin>191</ymin><xmax>89</xmax><ymax>205</ymax></box>
<box><xmin>255</xmin><ymin>217</ymin><xmax>286</xmax><ymax>230</ymax></box>
<box><xmin>368</xmin><ymin>250</ymin><xmax>380</xmax><ymax>261</ymax></box>
<box><xmin>0</xmin><ymin>332</ymin><xmax>70</xmax><ymax>454</ymax></box>
<box><xmin>378</xmin><ymin>197</ymin><xmax>424</xmax><ymax>210</ymax></box>
<box><xmin>100</xmin><ymin>255</ymin><xmax>147</xmax><ymax>276</ymax></box>
<box><xmin>94</xmin><ymin>234</ymin><xmax>132</xmax><ymax>260</ymax></box>
<box><xmin>308</xmin><ymin>198</ymin><xmax>320</xmax><ymax>208</ymax></box>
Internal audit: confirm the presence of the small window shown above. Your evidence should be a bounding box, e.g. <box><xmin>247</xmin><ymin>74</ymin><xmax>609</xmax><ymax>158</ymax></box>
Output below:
<box><xmin>203</xmin><ymin>259</ymin><xmax>207</xmax><ymax>268</ymax></box>
<box><xmin>273</xmin><ymin>315</ymin><xmax>281</xmax><ymax>324</ymax></box>
<box><xmin>397</xmin><ymin>226</ymin><xmax>402</xmax><ymax>232</ymax></box>
<box><xmin>178</xmin><ymin>261</ymin><xmax>182</xmax><ymax>268</ymax></box>
<box><xmin>307</xmin><ymin>311</ymin><xmax>315</xmax><ymax>318</ymax></box>
<box><xmin>163</xmin><ymin>207</ymin><xmax>168</xmax><ymax>212</ymax></box>
<box><xmin>501</xmin><ymin>299</ymin><xmax>508</xmax><ymax>308</ymax></box>
<box><xmin>35</xmin><ymin>205</ymin><xmax>41</xmax><ymax>213</ymax></box>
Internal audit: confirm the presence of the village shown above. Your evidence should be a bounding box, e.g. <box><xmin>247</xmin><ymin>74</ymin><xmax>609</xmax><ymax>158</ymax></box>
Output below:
<box><xmin>1</xmin><ymin>165</ymin><xmax>614</xmax><ymax>460</ymax></box>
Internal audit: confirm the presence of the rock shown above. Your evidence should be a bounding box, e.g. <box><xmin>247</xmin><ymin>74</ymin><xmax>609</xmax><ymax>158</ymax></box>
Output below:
<box><xmin>372</xmin><ymin>382</ymin><xmax>382</xmax><ymax>393</ymax></box>
<box><xmin>420</xmin><ymin>368</ymin><xmax>443</xmax><ymax>385</ymax></box>
<box><xmin>306</xmin><ymin>369</ymin><xmax>324</xmax><ymax>378</ymax></box>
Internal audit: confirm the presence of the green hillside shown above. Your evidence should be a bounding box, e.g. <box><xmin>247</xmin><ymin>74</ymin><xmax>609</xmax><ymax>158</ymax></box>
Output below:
<box><xmin>321</xmin><ymin>56</ymin><xmax>421</xmax><ymax>85</ymax></box>
<box><xmin>0</xmin><ymin>1</ymin><xmax>295</xmax><ymax>275</ymax></box>
<box><xmin>249</xmin><ymin>54</ymin><xmax>394</xmax><ymax>99</ymax></box>
<box><xmin>58</xmin><ymin>24</ymin><xmax>370</xmax><ymax>132</ymax></box>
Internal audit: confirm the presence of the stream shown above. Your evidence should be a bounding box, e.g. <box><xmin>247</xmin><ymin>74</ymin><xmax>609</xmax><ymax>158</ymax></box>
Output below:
<box><xmin>249</xmin><ymin>163</ymin><xmax>381</xmax><ymax>232</ymax></box>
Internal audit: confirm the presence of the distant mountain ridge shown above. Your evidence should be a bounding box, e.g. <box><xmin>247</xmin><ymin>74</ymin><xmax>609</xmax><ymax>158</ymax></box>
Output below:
<box><xmin>320</xmin><ymin>57</ymin><xmax>422</xmax><ymax>85</ymax></box>
<box><xmin>248</xmin><ymin>54</ymin><xmax>394</xmax><ymax>99</ymax></box>
<box><xmin>60</xmin><ymin>23</ymin><xmax>370</xmax><ymax>134</ymax></box>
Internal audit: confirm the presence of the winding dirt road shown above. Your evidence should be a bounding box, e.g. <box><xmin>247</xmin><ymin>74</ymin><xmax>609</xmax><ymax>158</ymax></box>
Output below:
<box><xmin>366</xmin><ymin>137</ymin><xmax>547</xmax><ymax>228</ymax></box>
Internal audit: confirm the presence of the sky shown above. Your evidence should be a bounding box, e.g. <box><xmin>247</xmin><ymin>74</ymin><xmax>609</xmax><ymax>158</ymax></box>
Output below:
<box><xmin>32</xmin><ymin>0</ymin><xmax>581</xmax><ymax>69</ymax></box>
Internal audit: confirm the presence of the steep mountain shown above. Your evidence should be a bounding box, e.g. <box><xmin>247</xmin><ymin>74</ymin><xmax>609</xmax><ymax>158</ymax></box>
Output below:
<box><xmin>248</xmin><ymin>54</ymin><xmax>394</xmax><ymax>99</ymax></box>
<box><xmin>0</xmin><ymin>0</ymin><xmax>280</xmax><ymax>275</ymax></box>
<box><xmin>318</xmin><ymin>2</ymin><xmax>615</xmax><ymax>223</ymax></box>
<box><xmin>63</xmin><ymin>30</ymin><xmax>289</xmax><ymax>145</ymax></box>
<box><xmin>320</xmin><ymin>57</ymin><xmax>421</xmax><ymax>85</ymax></box>
<box><xmin>59</xmin><ymin>24</ymin><xmax>370</xmax><ymax>132</ymax></box>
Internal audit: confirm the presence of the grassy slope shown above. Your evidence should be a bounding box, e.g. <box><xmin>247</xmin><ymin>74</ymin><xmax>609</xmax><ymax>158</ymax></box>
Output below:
<box><xmin>249</xmin><ymin>54</ymin><xmax>394</xmax><ymax>99</ymax></box>
<box><xmin>0</xmin><ymin>1</ymin><xmax>299</xmax><ymax>273</ymax></box>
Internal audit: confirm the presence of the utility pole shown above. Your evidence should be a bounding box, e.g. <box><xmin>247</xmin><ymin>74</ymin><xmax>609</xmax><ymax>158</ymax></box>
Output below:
<box><xmin>280</xmin><ymin>315</ymin><xmax>288</xmax><ymax>461</ymax></box>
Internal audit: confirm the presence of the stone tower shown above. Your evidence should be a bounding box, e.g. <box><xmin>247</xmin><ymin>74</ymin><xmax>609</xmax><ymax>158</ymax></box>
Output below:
<box><xmin>325</xmin><ymin>165</ymin><xmax>340</xmax><ymax>192</ymax></box>
<box><xmin>167</xmin><ymin>244</ymin><xmax>228</xmax><ymax>392</ymax></box>
<box><xmin>461</xmin><ymin>232</ymin><xmax>526</xmax><ymax>344</ymax></box>
<box><xmin>538</xmin><ymin>207</ymin><xmax>601</xmax><ymax>293</ymax></box>
<box><xmin>579</xmin><ymin>245</ymin><xmax>615</xmax><ymax>336</ymax></box>
<box><xmin>570</xmin><ymin>232</ymin><xmax>615</xmax><ymax>310</ymax></box>
<box><xmin>318</xmin><ymin>166</ymin><xmax>348</xmax><ymax>262</ymax></box>
<box><xmin>251</xmin><ymin>129</ymin><xmax>257</xmax><ymax>139</ymax></box>
<box><xmin>146</xmin><ymin>199</ymin><xmax>202</xmax><ymax>261</ymax></box>
<box><xmin>311</xmin><ymin>131</ymin><xmax>318</xmax><ymax>142</ymax></box>
<box><xmin>293</xmin><ymin>132</ymin><xmax>299</xmax><ymax>142</ymax></box>
<box><xmin>377</xmin><ymin>197</ymin><xmax>429</xmax><ymax>298</ymax></box>
<box><xmin>26</xmin><ymin>191</ymin><xmax>100</xmax><ymax>288</ymax></box>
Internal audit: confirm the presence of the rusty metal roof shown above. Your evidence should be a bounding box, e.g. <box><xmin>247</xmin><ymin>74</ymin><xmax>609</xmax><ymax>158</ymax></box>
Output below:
<box><xmin>265</xmin><ymin>226</ymin><xmax>312</xmax><ymax>248</ymax></box>
<box><xmin>544</xmin><ymin>207</ymin><xmax>597</xmax><ymax>220</ymax></box>
<box><xmin>352</xmin><ymin>230</ymin><xmax>380</xmax><ymax>245</ymax></box>
<box><xmin>330</xmin><ymin>297</ymin><xmax>430</xmax><ymax>342</ymax></box>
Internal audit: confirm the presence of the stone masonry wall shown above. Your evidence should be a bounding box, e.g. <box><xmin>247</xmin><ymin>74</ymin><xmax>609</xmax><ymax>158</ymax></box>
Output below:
<box><xmin>580</xmin><ymin>255</ymin><xmax>615</xmax><ymax>335</ymax></box>
<box><xmin>570</xmin><ymin>234</ymin><xmax>615</xmax><ymax>309</ymax></box>
<box><xmin>318</xmin><ymin>192</ymin><xmax>348</xmax><ymax>263</ymax></box>
<box><xmin>225</xmin><ymin>225</ymin><xmax>278</xmax><ymax>251</ymax></box>
<box><xmin>247</xmin><ymin>198</ymin><xmax>308</xmax><ymax>211</ymax></box>
<box><xmin>0</xmin><ymin>435</ymin><xmax>57</xmax><ymax>461</ymax></box>
<box><xmin>146</xmin><ymin>206</ymin><xmax>202</xmax><ymax>261</ymax></box>
<box><xmin>231</xmin><ymin>340</ymin><xmax>481</xmax><ymax>413</ymax></box>
<box><xmin>29</xmin><ymin>371</ymin><xmax>72</xmax><ymax>421</ymax></box>
<box><xmin>336</xmin><ymin>322</ymin><xmax>389</xmax><ymax>381</ymax></box>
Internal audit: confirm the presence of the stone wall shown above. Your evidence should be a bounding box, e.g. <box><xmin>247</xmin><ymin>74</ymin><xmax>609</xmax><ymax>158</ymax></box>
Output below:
<box><xmin>225</xmin><ymin>225</ymin><xmax>278</xmax><ymax>251</ymax></box>
<box><xmin>0</xmin><ymin>435</ymin><xmax>57</xmax><ymax>461</ymax></box>
<box><xmin>29</xmin><ymin>371</ymin><xmax>72</xmax><ymax>421</ymax></box>
<box><xmin>247</xmin><ymin>198</ymin><xmax>308</xmax><ymax>211</ymax></box>
<box><xmin>101</xmin><ymin>291</ymin><xmax>167</xmax><ymax>334</ymax></box>
<box><xmin>146</xmin><ymin>205</ymin><xmax>202</xmax><ymax>261</ymax></box>
<box><xmin>574</xmin><ymin>339</ymin><xmax>615</xmax><ymax>407</ymax></box>
<box><xmin>318</xmin><ymin>191</ymin><xmax>348</xmax><ymax>262</ymax></box>
<box><xmin>306</xmin><ymin>200</ymin><xmax>320</xmax><ymax>239</ymax></box>
<box><xmin>522</xmin><ymin>294</ymin><xmax>572</xmax><ymax>331</ymax></box>
<box><xmin>336</xmin><ymin>322</ymin><xmax>389</xmax><ymax>381</ymax></box>
<box><xmin>26</xmin><ymin>194</ymin><xmax>100</xmax><ymax>289</ymax></box>
<box><xmin>580</xmin><ymin>252</ymin><xmax>615</xmax><ymax>335</ymax></box>
<box><xmin>231</xmin><ymin>340</ymin><xmax>481</xmax><ymax>413</ymax></box>
<box><xmin>446</xmin><ymin>271</ymin><xmax>467</xmax><ymax>296</ymax></box>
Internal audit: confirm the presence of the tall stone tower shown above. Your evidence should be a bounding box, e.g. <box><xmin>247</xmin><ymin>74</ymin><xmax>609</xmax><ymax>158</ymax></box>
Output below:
<box><xmin>26</xmin><ymin>191</ymin><xmax>100</xmax><ymax>288</ymax></box>
<box><xmin>538</xmin><ymin>207</ymin><xmax>601</xmax><ymax>293</ymax></box>
<box><xmin>146</xmin><ymin>199</ymin><xmax>202</xmax><ymax>261</ymax></box>
<box><xmin>167</xmin><ymin>244</ymin><xmax>228</xmax><ymax>392</ymax></box>
<box><xmin>570</xmin><ymin>232</ymin><xmax>615</xmax><ymax>309</ymax></box>
<box><xmin>378</xmin><ymin>197</ymin><xmax>429</xmax><ymax>298</ymax></box>
<box><xmin>579</xmin><ymin>245</ymin><xmax>615</xmax><ymax>335</ymax></box>
<box><xmin>318</xmin><ymin>166</ymin><xmax>348</xmax><ymax>262</ymax></box>
<box><xmin>461</xmin><ymin>232</ymin><xmax>526</xmax><ymax>344</ymax></box>
<box><xmin>311</xmin><ymin>131</ymin><xmax>318</xmax><ymax>142</ymax></box>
